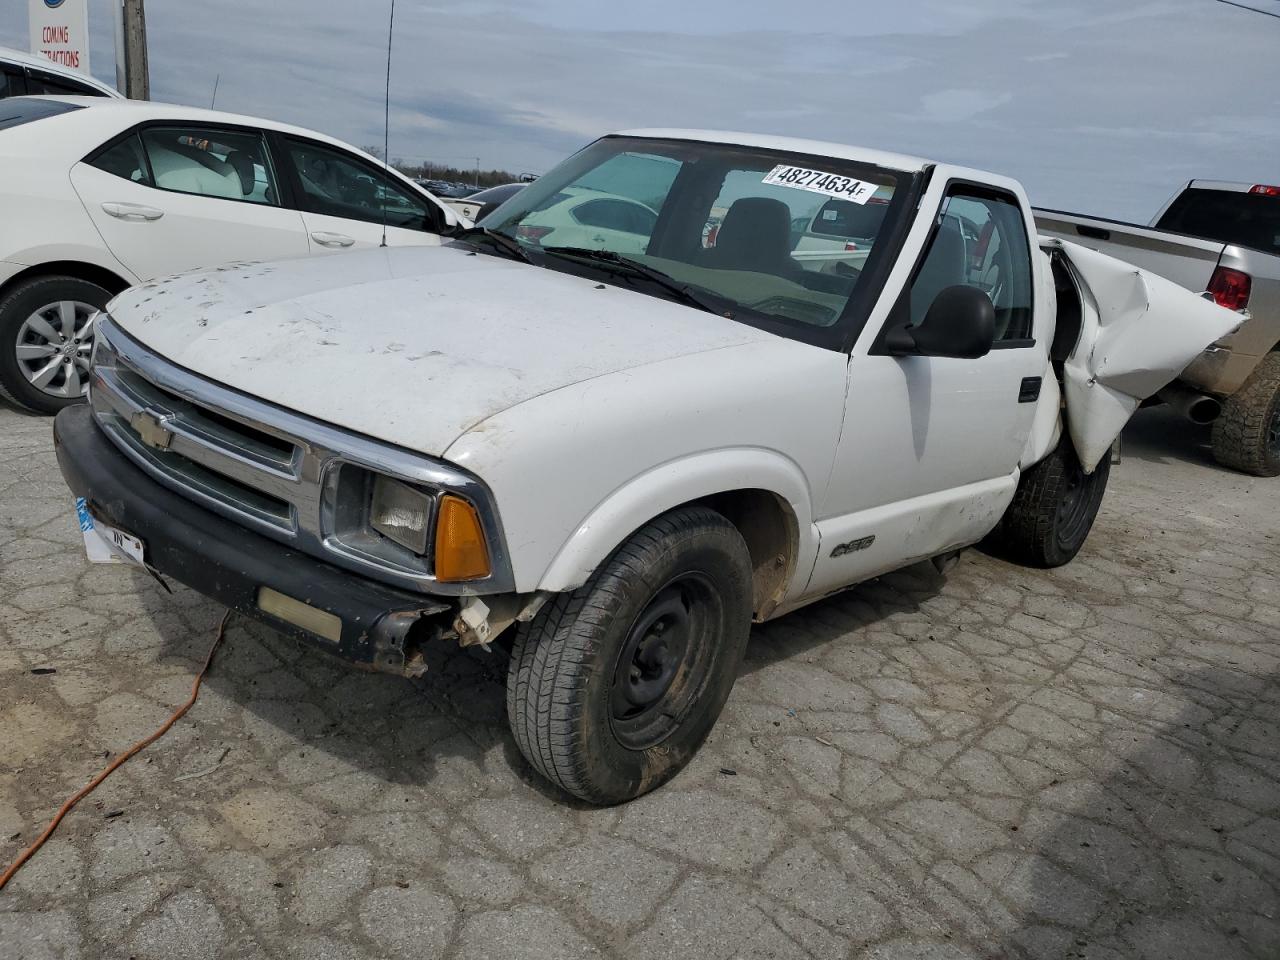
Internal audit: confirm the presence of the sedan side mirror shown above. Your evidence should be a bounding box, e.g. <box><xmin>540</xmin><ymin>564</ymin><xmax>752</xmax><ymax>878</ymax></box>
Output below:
<box><xmin>883</xmin><ymin>285</ymin><xmax>996</xmax><ymax>359</ymax></box>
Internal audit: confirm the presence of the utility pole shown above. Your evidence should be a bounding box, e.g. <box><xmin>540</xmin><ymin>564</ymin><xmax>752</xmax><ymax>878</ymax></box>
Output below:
<box><xmin>115</xmin><ymin>0</ymin><xmax>150</xmax><ymax>99</ymax></box>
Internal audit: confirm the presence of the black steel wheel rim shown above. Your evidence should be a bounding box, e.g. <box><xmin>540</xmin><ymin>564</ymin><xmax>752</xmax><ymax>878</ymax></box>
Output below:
<box><xmin>1056</xmin><ymin>461</ymin><xmax>1094</xmax><ymax>544</ymax></box>
<box><xmin>610</xmin><ymin>573</ymin><xmax>720</xmax><ymax>751</ymax></box>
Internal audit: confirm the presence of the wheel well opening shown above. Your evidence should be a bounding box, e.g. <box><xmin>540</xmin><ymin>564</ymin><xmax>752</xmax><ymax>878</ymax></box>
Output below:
<box><xmin>701</xmin><ymin>489</ymin><xmax>798</xmax><ymax>621</ymax></box>
<box><xmin>1</xmin><ymin>261</ymin><xmax>131</xmax><ymax>301</ymax></box>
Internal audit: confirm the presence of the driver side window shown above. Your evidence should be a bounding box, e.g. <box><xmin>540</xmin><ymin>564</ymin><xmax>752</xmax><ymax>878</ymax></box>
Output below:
<box><xmin>283</xmin><ymin>138</ymin><xmax>436</xmax><ymax>232</ymax></box>
<box><xmin>910</xmin><ymin>188</ymin><xmax>1034</xmax><ymax>343</ymax></box>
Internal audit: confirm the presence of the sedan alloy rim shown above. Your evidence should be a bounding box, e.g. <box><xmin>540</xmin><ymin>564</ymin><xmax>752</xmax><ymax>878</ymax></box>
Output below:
<box><xmin>16</xmin><ymin>301</ymin><xmax>96</xmax><ymax>399</ymax></box>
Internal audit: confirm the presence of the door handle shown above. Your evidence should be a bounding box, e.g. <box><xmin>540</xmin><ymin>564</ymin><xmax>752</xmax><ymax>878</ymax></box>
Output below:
<box><xmin>310</xmin><ymin>231</ymin><xmax>355</xmax><ymax>248</ymax></box>
<box><xmin>1018</xmin><ymin>376</ymin><xmax>1043</xmax><ymax>403</ymax></box>
<box><xmin>102</xmin><ymin>201</ymin><xmax>164</xmax><ymax>221</ymax></box>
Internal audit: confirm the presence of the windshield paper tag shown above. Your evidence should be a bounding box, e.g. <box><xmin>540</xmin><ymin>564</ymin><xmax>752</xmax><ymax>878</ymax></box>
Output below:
<box><xmin>762</xmin><ymin>165</ymin><xmax>878</xmax><ymax>205</ymax></box>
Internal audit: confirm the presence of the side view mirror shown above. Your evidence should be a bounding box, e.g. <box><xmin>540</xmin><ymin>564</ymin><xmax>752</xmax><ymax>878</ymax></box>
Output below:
<box><xmin>883</xmin><ymin>285</ymin><xmax>996</xmax><ymax>359</ymax></box>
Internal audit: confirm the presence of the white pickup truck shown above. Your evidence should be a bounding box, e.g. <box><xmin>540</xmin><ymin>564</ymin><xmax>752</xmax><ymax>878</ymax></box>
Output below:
<box><xmin>54</xmin><ymin>130</ymin><xmax>1238</xmax><ymax>803</ymax></box>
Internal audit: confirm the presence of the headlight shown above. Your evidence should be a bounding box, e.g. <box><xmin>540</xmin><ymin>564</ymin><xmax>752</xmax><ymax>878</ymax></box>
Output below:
<box><xmin>370</xmin><ymin>475</ymin><xmax>433</xmax><ymax>554</ymax></box>
<box><xmin>368</xmin><ymin>478</ymin><xmax>492</xmax><ymax>581</ymax></box>
<box><xmin>325</xmin><ymin>464</ymin><xmax>497</xmax><ymax>586</ymax></box>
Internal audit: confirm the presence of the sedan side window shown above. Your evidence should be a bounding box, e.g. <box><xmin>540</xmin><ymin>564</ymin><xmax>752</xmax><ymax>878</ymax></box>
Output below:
<box><xmin>283</xmin><ymin>138</ymin><xmax>436</xmax><ymax>232</ymax></box>
<box><xmin>0</xmin><ymin>66</ymin><xmax>26</xmax><ymax>99</ymax></box>
<box><xmin>571</xmin><ymin>198</ymin><xmax>657</xmax><ymax>236</ymax></box>
<box><xmin>909</xmin><ymin>189</ymin><xmax>1034</xmax><ymax>343</ymax></box>
<box><xmin>138</xmin><ymin>126</ymin><xmax>280</xmax><ymax>205</ymax></box>
<box><xmin>86</xmin><ymin>133</ymin><xmax>153</xmax><ymax>185</ymax></box>
<box><xmin>26</xmin><ymin>69</ymin><xmax>104</xmax><ymax>97</ymax></box>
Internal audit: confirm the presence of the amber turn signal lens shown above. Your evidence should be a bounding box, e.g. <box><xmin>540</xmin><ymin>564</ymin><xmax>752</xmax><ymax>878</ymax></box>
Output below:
<box><xmin>434</xmin><ymin>494</ymin><xmax>491</xmax><ymax>582</ymax></box>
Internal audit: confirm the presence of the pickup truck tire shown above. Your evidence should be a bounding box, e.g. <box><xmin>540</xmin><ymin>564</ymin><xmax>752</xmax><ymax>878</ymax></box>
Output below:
<box><xmin>506</xmin><ymin>505</ymin><xmax>753</xmax><ymax>805</ymax></box>
<box><xmin>1210</xmin><ymin>352</ymin><xmax>1280</xmax><ymax>477</ymax></box>
<box><xmin>0</xmin><ymin>275</ymin><xmax>109</xmax><ymax>415</ymax></box>
<box><xmin>986</xmin><ymin>442</ymin><xmax>1111</xmax><ymax>568</ymax></box>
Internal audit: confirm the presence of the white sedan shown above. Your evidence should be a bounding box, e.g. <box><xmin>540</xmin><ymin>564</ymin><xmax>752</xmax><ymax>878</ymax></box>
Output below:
<box><xmin>0</xmin><ymin>96</ymin><xmax>464</xmax><ymax>413</ymax></box>
<box><xmin>513</xmin><ymin>186</ymin><xmax>658</xmax><ymax>254</ymax></box>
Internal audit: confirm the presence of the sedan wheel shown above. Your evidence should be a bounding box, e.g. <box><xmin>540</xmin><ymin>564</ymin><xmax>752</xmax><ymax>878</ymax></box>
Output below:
<box><xmin>0</xmin><ymin>275</ymin><xmax>111</xmax><ymax>415</ymax></box>
<box><xmin>17</xmin><ymin>300</ymin><xmax>97</xmax><ymax>401</ymax></box>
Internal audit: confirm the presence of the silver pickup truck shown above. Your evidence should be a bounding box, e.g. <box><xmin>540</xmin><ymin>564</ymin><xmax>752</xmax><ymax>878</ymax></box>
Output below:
<box><xmin>1035</xmin><ymin>180</ymin><xmax>1280</xmax><ymax>476</ymax></box>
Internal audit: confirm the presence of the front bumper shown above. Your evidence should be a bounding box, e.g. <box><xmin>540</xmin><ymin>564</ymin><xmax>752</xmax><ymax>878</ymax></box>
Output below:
<box><xmin>54</xmin><ymin>405</ymin><xmax>455</xmax><ymax>675</ymax></box>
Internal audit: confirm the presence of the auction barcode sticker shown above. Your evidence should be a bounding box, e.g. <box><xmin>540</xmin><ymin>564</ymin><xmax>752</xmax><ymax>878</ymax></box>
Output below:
<box><xmin>762</xmin><ymin>165</ymin><xmax>879</xmax><ymax>205</ymax></box>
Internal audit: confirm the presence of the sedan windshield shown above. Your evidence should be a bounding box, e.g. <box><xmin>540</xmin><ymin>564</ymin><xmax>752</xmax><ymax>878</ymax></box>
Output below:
<box><xmin>467</xmin><ymin>136</ymin><xmax>915</xmax><ymax>344</ymax></box>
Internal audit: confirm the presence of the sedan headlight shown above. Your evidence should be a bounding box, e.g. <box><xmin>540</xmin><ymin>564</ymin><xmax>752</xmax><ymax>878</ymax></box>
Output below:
<box><xmin>370</xmin><ymin>475</ymin><xmax>433</xmax><ymax>554</ymax></box>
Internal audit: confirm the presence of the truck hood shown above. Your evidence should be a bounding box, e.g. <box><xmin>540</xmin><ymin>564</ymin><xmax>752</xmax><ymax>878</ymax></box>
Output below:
<box><xmin>106</xmin><ymin>246</ymin><xmax>769</xmax><ymax>455</ymax></box>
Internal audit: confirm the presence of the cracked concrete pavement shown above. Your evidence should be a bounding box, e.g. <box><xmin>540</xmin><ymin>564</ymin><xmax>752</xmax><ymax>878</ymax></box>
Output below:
<box><xmin>1</xmin><ymin>401</ymin><xmax>1278</xmax><ymax>959</ymax></box>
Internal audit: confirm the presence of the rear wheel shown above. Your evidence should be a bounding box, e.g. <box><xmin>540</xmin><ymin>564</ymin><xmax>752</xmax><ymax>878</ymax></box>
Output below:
<box><xmin>985</xmin><ymin>442</ymin><xmax>1111</xmax><ymax>568</ymax></box>
<box><xmin>506</xmin><ymin>505</ymin><xmax>753</xmax><ymax>804</ymax></box>
<box><xmin>0</xmin><ymin>275</ymin><xmax>110</xmax><ymax>414</ymax></box>
<box><xmin>1211</xmin><ymin>353</ymin><xmax>1280</xmax><ymax>477</ymax></box>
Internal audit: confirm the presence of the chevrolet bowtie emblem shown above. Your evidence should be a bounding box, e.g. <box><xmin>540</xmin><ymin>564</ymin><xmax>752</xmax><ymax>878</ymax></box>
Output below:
<box><xmin>130</xmin><ymin>409</ymin><xmax>175</xmax><ymax>450</ymax></box>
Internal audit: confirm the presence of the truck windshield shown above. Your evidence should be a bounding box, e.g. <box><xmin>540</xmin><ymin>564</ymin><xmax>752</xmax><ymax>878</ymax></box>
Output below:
<box><xmin>468</xmin><ymin>136</ymin><xmax>914</xmax><ymax>345</ymax></box>
<box><xmin>1156</xmin><ymin>188</ymin><xmax>1280</xmax><ymax>256</ymax></box>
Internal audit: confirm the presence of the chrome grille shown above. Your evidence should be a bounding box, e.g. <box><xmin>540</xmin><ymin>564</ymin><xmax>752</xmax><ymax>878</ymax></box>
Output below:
<box><xmin>88</xmin><ymin>315</ymin><xmax>513</xmax><ymax>595</ymax></box>
<box><xmin>93</xmin><ymin>357</ymin><xmax>301</xmax><ymax>534</ymax></box>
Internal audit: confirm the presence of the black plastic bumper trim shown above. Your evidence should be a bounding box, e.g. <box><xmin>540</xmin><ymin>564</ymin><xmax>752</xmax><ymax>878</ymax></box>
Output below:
<box><xmin>53</xmin><ymin>404</ymin><xmax>452</xmax><ymax>669</ymax></box>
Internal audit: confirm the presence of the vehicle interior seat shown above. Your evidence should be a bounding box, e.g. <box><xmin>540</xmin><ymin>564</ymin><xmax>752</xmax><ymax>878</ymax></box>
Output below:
<box><xmin>709</xmin><ymin>197</ymin><xmax>804</xmax><ymax>280</ymax></box>
<box><xmin>148</xmin><ymin>144</ymin><xmax>242</xmax><ymax>200</ymax></box>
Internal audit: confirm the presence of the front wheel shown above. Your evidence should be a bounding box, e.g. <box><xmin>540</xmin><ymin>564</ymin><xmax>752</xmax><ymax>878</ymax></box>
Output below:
<box><xmin>506</xmin><ymin>505</ymin><xmax>753</xmax><ymax>804</ymax></box>
<box><xmin>985</xmin><ymin>441</ymin><xmax>1111</xmax><ymax>568</ymax></box>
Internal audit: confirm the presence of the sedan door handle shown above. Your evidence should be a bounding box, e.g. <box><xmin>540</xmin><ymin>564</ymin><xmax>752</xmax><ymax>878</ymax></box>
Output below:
<box><xmin>101</xmin><ymin>201</ymin><xmax>164</xmax><ymax>221</ymax></box>
<box><xmin>310</xmin><ymin>231</ymin><xmax>355</xmax><ymax>248</ymax></box>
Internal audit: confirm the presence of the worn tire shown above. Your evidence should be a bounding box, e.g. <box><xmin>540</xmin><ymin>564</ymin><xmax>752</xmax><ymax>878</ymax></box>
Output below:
<box><xmin>985</xmin><ymin>442</ymin><xmax>1111</xmax><ymax>568</ymax></box>
<box><xmin>1211</xmin><ymin>352</ymin><xmax>1280</xmax><ymax>477</ymax></box>
<box><xmin>0</xmin><ymin>275</ymin><xmax>111</xmax><ymax>415</ymax></box>
<box><xmin>506</xmin><ymin>505</ymin><xmax>753</xmax><ymax>805</ymax></box>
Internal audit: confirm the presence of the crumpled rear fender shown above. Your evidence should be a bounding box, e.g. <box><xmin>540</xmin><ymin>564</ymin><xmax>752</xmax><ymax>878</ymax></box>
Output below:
<box><xmin>1046</xmin><ymin>238</ymin><xmax>1243</xmax><ymax>472</ymax></box>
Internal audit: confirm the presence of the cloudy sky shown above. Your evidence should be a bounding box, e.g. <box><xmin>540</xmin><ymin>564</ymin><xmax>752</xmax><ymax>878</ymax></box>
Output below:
<box><xmin>6</xmin><ymin>0</ymin><xmax>1277</xmax><ymax>220</ymax></box>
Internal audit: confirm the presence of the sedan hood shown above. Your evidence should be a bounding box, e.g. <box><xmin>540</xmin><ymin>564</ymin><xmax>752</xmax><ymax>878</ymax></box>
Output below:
<box><xmin>107</xmin><ymin>246</ymin><xmax>768</xmax><ymax>455</ymax></box>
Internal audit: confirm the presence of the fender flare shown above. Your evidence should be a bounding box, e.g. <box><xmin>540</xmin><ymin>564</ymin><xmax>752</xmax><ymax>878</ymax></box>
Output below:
<box><xmin>535</xmin><ymin>447</ymin><xmax>820</xmax><ymax>602</ymax></box>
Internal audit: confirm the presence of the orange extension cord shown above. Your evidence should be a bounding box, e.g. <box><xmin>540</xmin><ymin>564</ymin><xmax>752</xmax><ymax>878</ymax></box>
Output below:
<box><xmin>0</xmin><ymin>610</ymin><xmax>230</xmax><ymax>892</ymax></box>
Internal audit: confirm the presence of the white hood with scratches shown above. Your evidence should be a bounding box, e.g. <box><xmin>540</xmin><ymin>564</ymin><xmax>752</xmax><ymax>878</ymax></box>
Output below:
<box><xmin>106</xmin><ymin>246</ymin><xmax>768</xmax><ymax>455</ymax></box>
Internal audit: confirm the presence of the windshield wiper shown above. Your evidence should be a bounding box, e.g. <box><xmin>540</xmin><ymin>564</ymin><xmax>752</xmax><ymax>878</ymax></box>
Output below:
<box><xmin>454</xmin><ymin>226</ymin><xmax>535</xmax><ymax>264</ymax></box>
<box><xmin>539</xmin><ymin>247</ymin><xmax>731</xmax><ymax>317</ymax></box>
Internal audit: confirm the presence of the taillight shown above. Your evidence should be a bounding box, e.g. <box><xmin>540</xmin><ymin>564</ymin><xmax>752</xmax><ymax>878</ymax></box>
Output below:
<box><xmin>844</xmin><ymin>241</ymin><xmax>858</xmax><ymax>252</ymax></box>
<box><xmin>516</xmin><ymin>224</ymin><xmax>552</xmax><ymax>244</ymax></box>
<box><xmin>1249</xmin><ymin>184</ymin><xmax>1280</xmax><ymax>196</ymax></box>
<box><xmin>1207</xmin><ymin>266</ymin><xmax>1252</xmax><ymax>311</ymax></box>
